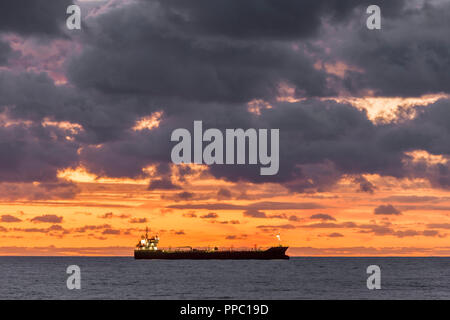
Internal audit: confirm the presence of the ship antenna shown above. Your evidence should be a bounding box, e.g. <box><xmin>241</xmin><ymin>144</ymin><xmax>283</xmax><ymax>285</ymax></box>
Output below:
<box><xmin>145</xmin><ymin>226</ymin><xmax>148</xmax><ymax>240</ymax></box>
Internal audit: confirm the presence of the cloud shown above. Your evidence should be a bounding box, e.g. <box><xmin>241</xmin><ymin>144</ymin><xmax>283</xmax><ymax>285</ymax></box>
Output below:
<box><xmin>310</xmin><ymin>213</ymin><xmax>336</xmax><ymax>221</ymax></box>
<box><xmin>168</xmin><ymin>201</ymin><xmax>325</xmax><ymax>211</ymax></box>
<box><xmin>182</xmin><ymin>212</ymin><xmax>197</xmax><ymax>218</ymax></box>
<box><xmin>300</xmin><ymin>220</ymin><xmax>445</xmax><ymax>238</ymax></box>
<box><xmin>257</xmin><ymin>224</ymin><xmax>297</xmax><ymax>232</ymax></box>
<box><xmin>68</xmin><ymin>0</ymin><xmax>340</xmax><ymax>103</ymax></box>
<box><xmin>354</xmin><ymin>176</ymin><xmax>375</xmax><ymax>194</ymax></box>
<box><xmin>217</xmin><ymin>188</ymin><xmax>232</xmax><ymax>200</ymax></box>
<box><xmin>301</xmin><ymin>222</ymin><xmax>357</xmax><ymax>229</ymax></box>
<box><xmin>154</xmin><ymin>0</ymin><xmax>384</xmax><ymax>40</ymax></box>
<box><xmin>12</xmin><ymin>224</ymin><xmax>67</xmax><ymax>234</ymax></box>
<box><xmin>380</xmin><ymin>196</ymin><xmax>442</xmax><ymax>203</ymax></box>
<box><xmin>170</xmin><ymin>191</ymin><xmax>195</xmax><ymax>201</ymax></box>
<box><xmin>393</xmin><ymin>229</ymin><xmax>445</xmax><ymax>238</ymax></box>
<box><xmin>148</xmin><ymin>178</ymin><xmax>181</xmax><ymax>191</ymax></box>
<box><xmin>0</xmin><ymin>180</ymin><xmax>80</xmax><ymax>201</ymax></box>
<box><xmin>374</xmin><ymin>204</ymin><xmax>402</xmax><ymax>215</ymax></box>
<box><xmin>129</xmin><ymin>217</ymin><xmax>147</xmax><ymax>224</ymax></box>
<box><xmin>0</xmin><ymin>214</ymin><xmax>22</xmax><ymax>223</ymax></box>
<box><xmin>102</xmin><ymin>228</ymin><xmax>121</xmax><ymax>235</ymax></box>
<box><xmin>200</xmin><ymin>212</ymin><xmax>219</xmax><ymax>219</ymax></box>
<box><xmin>329</xmin><ymin>0</ymin><xmax>450</xmax><ymax>97</ymax></box>
<box><xmin>426</xmin><ymin>223</ymin><xmax>450</xmax><ymax>229</ymax></box>
<box><xmin>243</xmin><ymin>209</ymin><xmax>267</xmax><ymax>218</ymax></box>
<box><xmin>98</xmin><ymin>212</ymin><xmax>130</xmax><ymax>219</ymax></box>
<box><xmin>422</xmin><ymin>230</ymin><xmax>440</xmax><ymax>237</ymax></box>
<box><xmin>0</xmin><ymin>39</ymin><xmax>13</xmax><ymax>65</ymax></box>
<box><xmin>212</xmin><ymin>220</ymin><xmax>240</xmax><ymax>225</ymax></box>
<box><xmin>225</xmin><ymin>234</ymin><xmax>247</xmax><ymax>240</ymax></box>
<box><xmin>0</xmin><ymin>0</ymin><xmax>73</xmax><ymax>36</ymax></box>
<box><xmin>74</xmin><ymin>224</ymin><xmax>112</xmax><ymax>233</ymax></box>
<box><xmin>2</xmin><ymin>0</ymin><xmax>450</xmax><ymax>199</ymax></box>
<box><xmin>0</xmin><ymin>111</ymin><xmax>80</xmax><ymax>183</ymax></box>
<box><xmin>30</xmin><ymin>214</ymin><xmax>63</xmax><ymax>223</ymax></box>
<box><xmin>328</xmin><ymin>232</ymin><xmax>344</xmax><ymax>238</ymax></box>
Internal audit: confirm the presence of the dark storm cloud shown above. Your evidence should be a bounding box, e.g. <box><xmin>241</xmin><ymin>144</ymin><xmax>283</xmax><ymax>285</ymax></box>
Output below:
<box><xmin>155</xmin><ymin>0</ymin><xmax>402</xmax><ymax>40</ymax></box>
<box><xmin>222</xmin><ymin>98</ymin><xmax>450</xmax><ymax>191</ymax></box>
<box><xmin>0</xmin><ymin>40</ymin><xmax>12</xmax><ymax>65</ymax></box>
<box><xmin>65</xmin><ymin>0</ymin><xmax>413</xmax><ymax>104</ymax></box>
<box><xmin>0</xmin><ymin>120</ymin><xmax>79</xmax><ymax>183</ymax></box>
<box><xmin>0</xmin><ymin>0</ymin><xmax>72</xmax><ymax>36</ymax></box>
<box><xmin>326</xmin><ymin>0</ymin><xmax>450</xmax><ymax>96</ymax></box>
<box><xmin>67</xmin><ymin>0</ymin><xmax>339</xmax><ymax>103</ymax></box>
<box><xmin>2</xmin><ymin>0</ymin><xmax>450</xmax><ymax>195</ymax></box>
<box><xmin>4</xmin><ymin>79</ymin><xmax>450</xmax><ymax>194</ymax></box>
<box><xmin>64</xmin><ymin>0</ymin><xmax>450</xmax><ymax>190</ymax></box>
<box><xmin>0</xmin><ymin>72</ymin><xmax>75</xmax><ymax>121</ymax></box>
<box><xmin>0</xmin><ymin>71</ymin><xmax>157</xmax><ymax>147</ymax></box>
<box><xmin>195</xmin><ymin>99</ymin><xmax>388</xmax><ymax>186</ymax></box>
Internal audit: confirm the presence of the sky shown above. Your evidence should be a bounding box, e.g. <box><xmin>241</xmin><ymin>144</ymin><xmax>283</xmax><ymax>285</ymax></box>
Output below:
<box><xmin>1</xmin><ymin>0</ymin><xmax>450</xmax><ymax>256</ymax></box>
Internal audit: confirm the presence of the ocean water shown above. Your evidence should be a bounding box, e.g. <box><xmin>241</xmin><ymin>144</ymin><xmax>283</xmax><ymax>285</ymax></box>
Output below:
<box><xmin>0</xmin><ymin>257</ymin><xmax>449</xmax><ymax>299</ymax></box>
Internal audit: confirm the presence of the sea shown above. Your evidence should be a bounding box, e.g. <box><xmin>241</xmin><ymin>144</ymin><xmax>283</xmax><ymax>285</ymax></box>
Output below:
<box><xmin>0</xmin><ymin>257</ymin><xmax>449</xmax><ymax>300</ymax></box>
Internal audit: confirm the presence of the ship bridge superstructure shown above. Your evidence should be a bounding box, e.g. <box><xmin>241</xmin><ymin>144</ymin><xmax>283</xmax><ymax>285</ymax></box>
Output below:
<box><xmin>136</xmin><ymin>227</ymin><xmax>159</xmax><ymax>251</ymax></box>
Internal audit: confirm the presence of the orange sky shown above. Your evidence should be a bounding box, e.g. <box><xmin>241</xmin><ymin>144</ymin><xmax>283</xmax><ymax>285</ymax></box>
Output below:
<box><xmin>1</xmin><ymin>146</ymin><xmax>450</xmax><ymax>256</ymax></box>
<box><xmin>1</xmin><ymin>1</ymin><xmax>450</xmax><ymax>257</ymax></box>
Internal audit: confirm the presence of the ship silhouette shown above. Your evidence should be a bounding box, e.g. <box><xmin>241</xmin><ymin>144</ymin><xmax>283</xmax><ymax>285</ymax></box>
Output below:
<box><xmin>134</xmin><ymin>227</ymin><xmax>289</xmax><ymax>260</ymax></box>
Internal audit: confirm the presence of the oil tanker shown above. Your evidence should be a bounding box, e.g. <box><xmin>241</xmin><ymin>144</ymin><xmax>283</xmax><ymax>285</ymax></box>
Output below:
<box><xmin>134</xmin><ymin>228</ymin><xmax>289</xmax><ymax>260</ymax></box>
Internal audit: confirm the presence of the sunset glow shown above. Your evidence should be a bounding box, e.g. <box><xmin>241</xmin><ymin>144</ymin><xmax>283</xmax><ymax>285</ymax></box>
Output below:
<box><xmin>1</xmin><ymin>0</ymin><xmax>450</xmax><ymax>257</ymax></box>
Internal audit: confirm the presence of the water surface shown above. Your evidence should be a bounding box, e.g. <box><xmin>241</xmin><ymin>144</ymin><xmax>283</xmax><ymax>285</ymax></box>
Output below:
<box><xmin>0</xmin><ymin>257</ymin><xmax>449</xmax><ymax>299</ymax></box>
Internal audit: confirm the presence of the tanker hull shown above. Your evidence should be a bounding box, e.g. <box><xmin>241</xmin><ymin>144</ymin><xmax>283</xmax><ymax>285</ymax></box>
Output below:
<box><xmin>134</xmin><ymin>246</ymin><xmax>289</xmax><ymax>260</ymax></box>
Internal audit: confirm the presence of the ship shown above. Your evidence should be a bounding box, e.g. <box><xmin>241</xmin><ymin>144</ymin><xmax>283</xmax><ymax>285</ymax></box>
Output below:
<box><xmin>134</xmin><ymin>228</ymin><xmax>289</xmax><ymax>260</ymax></box>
